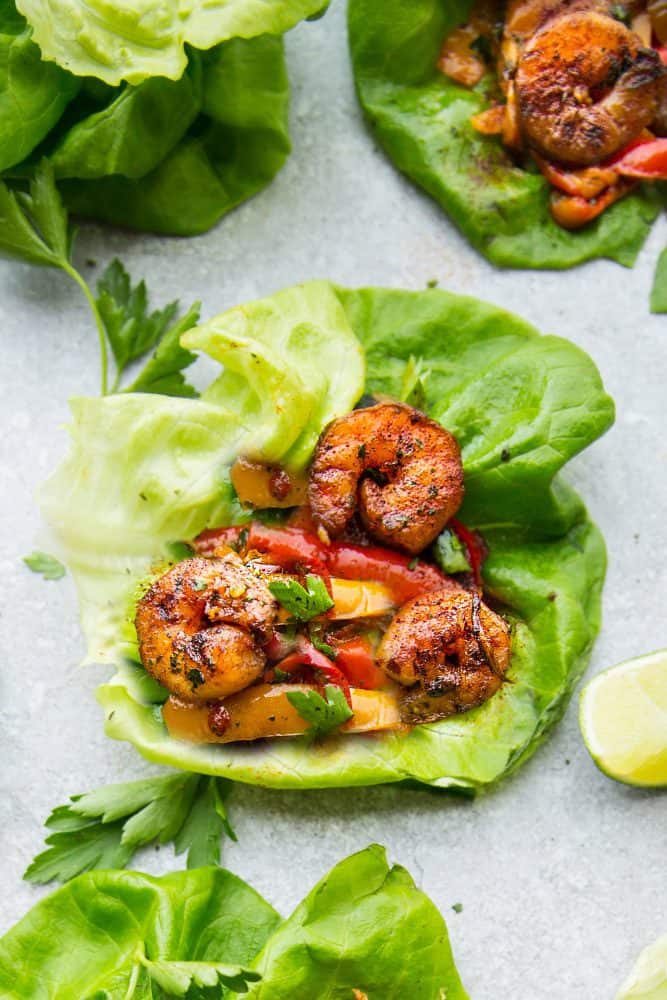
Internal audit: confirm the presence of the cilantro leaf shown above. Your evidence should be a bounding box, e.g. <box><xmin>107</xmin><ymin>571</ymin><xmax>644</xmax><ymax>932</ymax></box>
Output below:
<box><xmin>310</xmin><ymin>633</ymin><xmax>337</xmax><ymax>660</ymax></box>
<box><xmin>96</xmin><ymin>259</ymin><xmax>199</xmax><ymax>395</ymax></box>
<box><xmin>96</xmin><ymin>258</ymin><xmax>179</xmax><ymax>373</ymax></box>
<box><xmin>24</xmin><ymin>773</ymin><xmax>236</xmax><ymax>885</ymax></box>
<box><xmin>269</xmin><ymin>574</ymin><xmax>334</xmax><ymax>621</ymax></box>
<box><xmin>400</xmin><ymin>355</ymin><xmax>431</xmax><ymax>410</ymax></box>
<box><xmin>23</xmin><ymin>550</ymin><xmax>66</xmax><ymax>580</ymax></box>
<box><xmin>286</xmin><ymin>684</ymin><xmax>353</xmax><ymax>742</ymax></box>
<box><xmin>142</xmin><ymin>957</ymin><xmax>260</xmax><ymax>995</ymax></box>
<box><xmin>23</xmin><ymin>807</ymin><xmax>132</xmax><ymax>884</ymax></box>
<box><xmin>433</xmin><ymin>528</ymin><xmax>471</xmax><ymax>575</ymax></box>
<box><xmin>126</xmin><ymin>302</ymin><xmax>200</xmax><ymax>398</ymax></box>
<box><xmin>0</xmin><ymin>160</ymin><xmax>72</xmax><ymax>268</ymax></box>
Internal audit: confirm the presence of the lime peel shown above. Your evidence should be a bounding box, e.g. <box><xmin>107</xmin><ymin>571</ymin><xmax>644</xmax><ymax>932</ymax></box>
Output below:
<box><xmin>580</xmin><ymin>649</ymin><xmax>667</xmax><ymax>788</ymax></box>
<box><xmin>616</xmin><ymin>932</ymin><xmax>667</xmax><ymax>999</ymax></box>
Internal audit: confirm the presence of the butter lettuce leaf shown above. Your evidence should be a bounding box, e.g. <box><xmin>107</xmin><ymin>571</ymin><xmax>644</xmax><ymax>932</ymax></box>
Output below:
<box><xmin>245</xmin><ymin>845</ymin><xmax>469</xmax><ymax>999</ymax></box>
<box><xmin>16</xmin><ymin>0</ymin><xmax>328</xmax><ymax>85</ymax></box>
<box><xmin>0</xmin><ymin>2</ymin><xmax>79</xmax><ymax>172</ymax></box>
<box><xmin>348</xmin><ymin>0</ymin><xmax>662</xmax><ymax>269</ymax></box>
<box><xmin>0</xmin><ymin>847</ymin><xmax>467</xmax><ymax>1000</ymax></box>
<box><xmin>43</xmin><ymin>283</ymin><xmax>613</xmax><ymax>791</ymax></box>
<box><xmin>58</xmin><ymin>35</ymin><xmax>291</xmax><ymax>235</ymax></box>
<box><xmin>0</xmin><ymin>867</ymin><xmax>279</xmax><ymax>998</ymax></box>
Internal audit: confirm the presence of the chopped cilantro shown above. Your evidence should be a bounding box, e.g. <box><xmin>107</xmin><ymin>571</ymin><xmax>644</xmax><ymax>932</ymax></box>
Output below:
<box><xmin>433</xmin><ymin>529</ymin><xmax>471</xmax><ymax>575</ymax></box>
<box><xmin>310</xmin><ymin>633</ymin><xmax>337</xmax><ymax>660</ymax></box>
<box><xmin>452</xmin><ymin>902</ymin><xmax>464</xmax><ymax>914</ymax></box>
<box><xmin>286</xmin><ymin>685</ymin><xmax>353</xmax><ymax>743</ymax></box>
<box><xmin>273</xmin><ymin>667</ymin><xmax>291</xmax><ymax>683</ymax></box>
<box><xmin>23</xmin><ymin>550</ymin><xmax>66</xmax><ymax>580</ymax></box>
<box><xmin>187</xmin><ymin>668</ymin><xmax>205</xmax><ymax>691</ymax></box>
<box><xmin>269</xmin><ymin>574</ymin><xmax>334</xmax><ymax>621</ymax></box>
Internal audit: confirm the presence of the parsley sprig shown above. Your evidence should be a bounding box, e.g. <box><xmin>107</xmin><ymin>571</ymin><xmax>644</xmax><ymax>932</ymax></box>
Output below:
<box><xmin>0</xmin><ymin>161</ymin><xmax>199</xmax><ymax>398</ymax></box>
<box><xmin>136</xmin><ymin>952</ymin><xmax>260</xmax><ymax>996</ymax></box>
<box><xmin>25</xmin><ymin>772</ymin><xmax>236</xmax><ymax>885</ymax></box>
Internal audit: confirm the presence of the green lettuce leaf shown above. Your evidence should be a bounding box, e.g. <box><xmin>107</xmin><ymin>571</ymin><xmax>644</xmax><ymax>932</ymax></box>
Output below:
<box><xmin>246</xmin><ymin>845</ymin><xmax>469</xmax><ymax>999</ymax></box>
<box><xmin>16</xmin><ymin>0</ymin><xmax>328</xmax><ymax>85</ymax></box>
<box><xmin>0</xmin><ymin>847</ymin><xmax>467</xmax><ymax>999</ymax></box>
<box><xmin>42</xmin><ymin>283</ymin><xmax>613</xmax><ymax>791</ymax></box>
<box><xmin>348</xmin><ymin>0</ymin><xmax>663</xmax><ymax>269</ymax></box>
<box><xmin>58</xmin><ymin>35</ymin><xmax>292</xmax><ymax>235</ymax></box>
<box><xmin>0</xmin><ymin>866</ymin><xmax>279</xmax><ymax>998</ymax></box>
<box><xmin>49</xmin><ymin>56</ymin><xmax>204</xmax><ymax>180</ymax></box>
<box><xmin>650</xmin><ymin>247</ymin><xmax>667</xmax><ymax>313</ymax></box>
<box><xmin>0</xmin><ymin>2</ymin><xmax>79</xmax><ymax>172</ymax></box>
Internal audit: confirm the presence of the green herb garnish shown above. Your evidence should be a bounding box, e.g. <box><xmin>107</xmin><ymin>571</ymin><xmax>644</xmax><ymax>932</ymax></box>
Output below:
<box><xmin>433</xmin><ymin>529</ymin><xmax>471</xmax><ymax>575</ymax></box>
<box><xmin>25</xmin><ymin>773</ymin><xmax>236</xmax><ymax>885</ymax></box>
<box><xmin>269</xmin><ymin>574</ymin><xmax>334</xmax><ymax>621</ymax></box>
<box><xmin>286</xmin><ymin>685</ymin><xmax>353</xmax><ymax>743</ymax></box>
<box><xmin>23</xmin><ymin>550</ymin><xmax>66</xmax><ymax>580</ymax></box>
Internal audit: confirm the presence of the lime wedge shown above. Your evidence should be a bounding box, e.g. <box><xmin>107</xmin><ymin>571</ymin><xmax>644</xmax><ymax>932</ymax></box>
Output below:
<box><xmin>579</xmin><ymin>649</ymin><xmax>667</xmax><ymax>787</ymax></box>
<box><xmin>616</xmin><ymin>933</ymin><xmax>667</xmax><ymax>999</ymax></box>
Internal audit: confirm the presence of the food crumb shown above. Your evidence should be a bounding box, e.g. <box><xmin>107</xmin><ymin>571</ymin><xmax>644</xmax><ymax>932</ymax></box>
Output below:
<box><xmin>452</xmin><ymin>902</ymin><xmax>463</xmax><ymax>913</ymax></box>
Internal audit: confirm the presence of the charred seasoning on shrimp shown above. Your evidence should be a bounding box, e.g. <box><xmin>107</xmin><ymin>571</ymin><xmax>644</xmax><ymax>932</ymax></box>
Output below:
<box><xmin>135</xmin><ymin>553</ymin><xmax>278</xmax><ymax>702</ymax></box>
<box><xmin>377</xmin><ymin>589</ymin><xmax>511</xmax><ymax>723</ymax></box>
<box><xmin>439</xmin><ymin>0</ymin><xmax>667</xmax><ymax>227</ymax></box>
<box><xmin>308</xmin><ymin>402</ymin><xmax>465</xmax><ymax>555</ymax></box>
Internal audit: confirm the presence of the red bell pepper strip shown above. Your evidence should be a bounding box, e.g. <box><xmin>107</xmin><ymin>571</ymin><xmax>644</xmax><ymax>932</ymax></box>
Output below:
<box><xmin>325</xmin><ymin>542</ymin><xmax>453</xmax><ymax>604</ymax></box>
<box><xmin>272</xmin><ymin>638</ymin><xmax>352</xmax><ymax>707</ymax></box>
<box><xmin>612</xmin><ymin>138</ymin><xmax>667</xmax><ymax>179</ymax></box>
<box><xmin>450</xmin><ymin>518</ymin><xmax>484</xmax><ymax>589</ymax></box>
<box><xmin>246</xmin><ymin>523</ymin><xmax>332</xmax><ymax>593</ymax></box>
<box><xmin>194</xmin><ymin>522</ymin><xmax>332</xmax><ymax>592</ymax></box>
<box><xmin>195</xmin><ymin>523</ymin><xmax>461</xmax><ymax>605</ymax></box>
<box><xmin>333</xmin><ymin>636</ymin><xmax>386</xmax><ymax>690</ymax></box>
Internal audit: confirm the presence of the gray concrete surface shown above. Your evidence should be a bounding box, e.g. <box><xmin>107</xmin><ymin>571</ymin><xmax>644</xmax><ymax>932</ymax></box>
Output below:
<box><xmin>0</xmin><ymin>3</ymin><xmax>665</xmax><ymax>997</ymax></box>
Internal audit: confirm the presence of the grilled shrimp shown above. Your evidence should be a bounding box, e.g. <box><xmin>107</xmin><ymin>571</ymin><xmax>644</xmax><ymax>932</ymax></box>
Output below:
<box><xmin>376</xmin><ymin>589</ymin><xmax>511</xmax><ymax>723</ymax></box>
<box><xmin>308</xmin><ymin>402</ymin><xmax>464</xmax><ymax>555</ymax></box>
<box><xmin>135</xmin><ymin>553</ymin><xmax>278</xmax><ymax>702</ymax></box>
<box><xmin>515</xmin><ymin>10</ymin><xmax>663</xmax><ymax>165</ymax></box>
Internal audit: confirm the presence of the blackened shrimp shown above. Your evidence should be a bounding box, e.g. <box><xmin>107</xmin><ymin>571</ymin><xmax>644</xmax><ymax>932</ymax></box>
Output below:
<box><xmin>376</xmin><ymin>589</ymin><xmax>511</xmax><ymax>722</ymax></box>
<box><xmin>308</xmin><ymin>402</ymin><xmax>464</xmax><ymax>555</ymax></box>
<box><xmin>515</xmin><ymin>10</ymin><xmax>663</xmax><ymax>165</ymax></box>
<box><xmin>135</xmin><ymin>553</ymin><xmax>278</xmax><ymax>702</ymax></box>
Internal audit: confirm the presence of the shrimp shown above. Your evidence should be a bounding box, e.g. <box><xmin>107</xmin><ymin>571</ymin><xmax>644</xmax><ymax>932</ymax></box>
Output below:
<box><xmin>376</xmin><ymin>589</ymin><xmax>511</xmax><ymax>723</ymax></box>
<box><xmin>308</xmin><ymin>402</ymin><xmax>464</xmax><ymax>556</ymax></box>
<box><xmin>135</xmin><ymin>552</ymin><xmax>278</xmax><ymax>703</ymax></box>
<box><xmin>515</xmin><ymin>10</ymin><xmax>663</xmax><ymax>165</ymax></box>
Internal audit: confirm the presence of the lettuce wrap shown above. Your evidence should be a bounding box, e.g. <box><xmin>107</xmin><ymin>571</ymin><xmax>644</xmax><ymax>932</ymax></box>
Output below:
<box><xmin>0</xmin><ymin>0</ymin><xmax>328</xmax><ymax>234</ymax></box>
<box><xmin>348</xmin><ymin>0</ymin><xmax>664</xmax><ymax>269</ymax></box>
<box><xmin>0</xmin><ymin>845</ymin><xmax>469</xmax><ymax>999</ymax></box>
<box><xmin>41</xmin><ymin>280</ymin><xmax>614</xmax><ymax>791</ymax></box>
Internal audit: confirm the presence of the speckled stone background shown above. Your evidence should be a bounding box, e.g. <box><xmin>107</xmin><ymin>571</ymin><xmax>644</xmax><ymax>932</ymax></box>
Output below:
<box><xmin>0</xmin><ymin>4</ymin><xmax>665</xmax><ymax>997</ymax></box>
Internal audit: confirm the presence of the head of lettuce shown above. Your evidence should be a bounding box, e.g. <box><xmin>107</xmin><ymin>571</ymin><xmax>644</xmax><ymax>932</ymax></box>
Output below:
<box><xmin>0</xmin><ymin>0</ymin><xmax>329</xmax><ymax>234</ymax></box>
<box><xmin>0</xmin><ymin>845</ymin><xmax>470</xmax><ymax>999</ymax></box>
<box><xmin>40</xmin><ymin>280</ymin><xmax>614</xmax><ymax>791</ymax></box>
